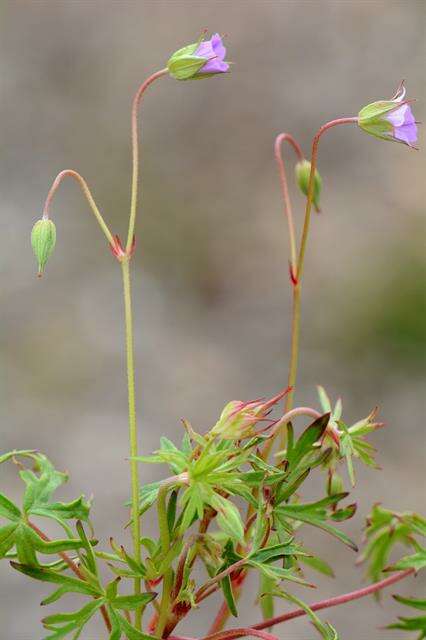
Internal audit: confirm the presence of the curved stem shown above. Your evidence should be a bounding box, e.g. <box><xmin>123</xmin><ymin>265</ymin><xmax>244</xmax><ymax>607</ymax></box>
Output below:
<box><xmin>274</xmin><ymin>133</ymin><xmax>304</xmax><ymax>274</ymax></box>
<box><xmin>28</xmin><ymin>521</ymin><xmax>111</xmax><ymax>632</ymax></box>
<box><xmin>42</xmin><ymin>169</ymin><xmax>114</xmax><ymax>245</ymax></box>
<box><xmin>126</xmin><ymin>68</ymin><xmax>168</xmax><ymax>252</ymax></box>
<box><xmin>281</xmin><ymin>117</ymin><xmax>358</xmax><ymax>439</ymax></box>
<box><xmin>252</xmin><ymin>568</ymin><xmax>414</xmax><ymax>631</ymax></box>
<box><xmin>121</xmin><ymin>258</ymin><xmax>143</xmax><ymax>629</ymax></box>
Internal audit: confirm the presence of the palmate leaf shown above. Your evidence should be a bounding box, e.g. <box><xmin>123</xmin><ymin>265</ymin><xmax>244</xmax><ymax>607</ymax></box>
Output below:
<box><xmin>359</xmin><ymin>505</ymin><xmax>426</xmax><ymax>583</ymax></box>
<box><xmin>19</xmin><ymin>454</ymin><xmax>90</xmax><ymax>528</ymax></box>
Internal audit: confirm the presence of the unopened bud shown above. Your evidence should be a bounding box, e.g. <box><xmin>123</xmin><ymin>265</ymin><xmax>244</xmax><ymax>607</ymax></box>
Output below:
<box><xmin>295</xmin><ymin>159</ymin><xmax>322</xmax><ymax>212</ymax></box>
<box><xmin>31</xmin><ymin>218</ymin><xmax>56</xmax><ymax>276</ymax></box>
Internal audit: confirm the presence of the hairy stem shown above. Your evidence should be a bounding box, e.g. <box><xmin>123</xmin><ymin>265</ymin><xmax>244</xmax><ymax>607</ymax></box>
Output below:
<box><xmin>251</xmin><ymin>568</ymin><xmax>415</xmax><ymax>631</ymax></box>
<box><xmin>126</xmin><ymin>68</ymin><xmax>168</xmax><ymax>251</ymax></box>
<box><xmin>42</xmin><ymin>169</ymin><xmax>114</xmax><ymax>245</ymax></box>
<box><xmin>281</xmin><ymin>116</ymin><xmax>358</xmax><ymax>443</ymax></box>
<box><xmin>274</xmin><ymin>133</ymin><xmax>304</xmax><ymax>274</ymax></box>
<box><xmin>28</xmin><ymin>521</ymin><xmax>111</xmax><ymax>632</ymax></box>
<box><xmin>121</xmin><ymin>258</ymin><xmax>143</xmax><ymax>629</ymax></box>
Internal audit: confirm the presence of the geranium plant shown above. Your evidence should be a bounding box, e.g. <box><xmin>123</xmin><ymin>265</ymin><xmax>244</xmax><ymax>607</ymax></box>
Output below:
<box><xmin>1</xmin><ymin>33</ymin><xmax>424</xmax><ymax>640</ymax></box>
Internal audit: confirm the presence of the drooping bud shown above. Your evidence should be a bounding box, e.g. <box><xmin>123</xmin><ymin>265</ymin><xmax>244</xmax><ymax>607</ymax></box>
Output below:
<box><xmin>31</xmin><ymin>218</ymin><xmax>56</xmax><ymax>276</ymax></box>
<box><xmin>167</xmin><ymin>33</ymin><xmax>229</xmax><ymax>81</ymax></box>
<box><xmin>295</xmin><ymin>159</ymin><xmax>322</xmax><ymax>212</ymax></box>
<box><xmin>358</xmin><ymin>81</ymin><xmax>418</xmax><ymax>147</ymax></box>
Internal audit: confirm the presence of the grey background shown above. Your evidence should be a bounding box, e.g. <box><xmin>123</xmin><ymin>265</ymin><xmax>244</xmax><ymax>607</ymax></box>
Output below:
<box><xmin>0</xmin><ymin>0</ymin><xmax>425</xmax><ymax>638</ymax></box>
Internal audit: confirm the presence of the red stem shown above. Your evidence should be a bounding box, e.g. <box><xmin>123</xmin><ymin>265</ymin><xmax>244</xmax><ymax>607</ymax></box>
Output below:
<box><xmin>252</xmin><ymin>568</ymin><xmax>415</xmax><ymax>631</ymax></box>
<box><xmin>171</xmin><ymin>569</ymin><xmax>414</xmax><ymax>640</ymax></box>
<box><xmin>274</xmin><ymin>133</ymin><xmax>304</xmax><ymax>276</ymax></box>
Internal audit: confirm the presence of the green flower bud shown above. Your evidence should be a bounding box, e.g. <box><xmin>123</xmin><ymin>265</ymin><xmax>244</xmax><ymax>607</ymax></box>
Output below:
<box><xmin>31</xmin><ymin>218</ymin><xmax>56</xmax><ymax>276</ymax></box>
<box><xmin>295</xmin><ymin>159</ymin><xmax>322</xmax><ymax>212</ymax></box>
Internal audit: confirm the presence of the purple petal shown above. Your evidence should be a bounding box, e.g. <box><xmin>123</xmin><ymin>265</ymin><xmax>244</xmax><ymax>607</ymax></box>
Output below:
<box><xmin>198</xmin><ymin>58</ymin><xmax>229</xmax><ymax>74</ymax></box>
<box><xmin>194</xmin><ymin>34</ymin><xmax>229</xmax><ymax>75</ymax></box>
<box><xmin>195</xmin><ymin>39</ymin><xmax>215</xmax><ymax>61</ymax></box>
<box><xmin>394</xmin><ymin>122</ymin><xmax>418</xmax><ymax>146</ymax></box>
<box><xmin>386</xmin><ymin>103</ymin><xmax>415</xmax><ymax>127</ymax></box>
<box><xmin>211</xmin><ymin>33</ymin><xmax>226</xmax><ymax>61</ymax></box>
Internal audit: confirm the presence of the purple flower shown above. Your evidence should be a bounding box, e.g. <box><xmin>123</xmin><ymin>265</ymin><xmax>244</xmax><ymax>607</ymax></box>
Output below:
<box><xmin>386</xmin><ymin>102</ymin><xmax>418</xmax><ymax>146</ymax></box>
<box><xmin>167</xmin><ymin>33</ymin><xmax>229</xmax><ymax>81</ymax></box>
<box><xmin>358</xmin><ymin>82</ymin><xmax>418</xmax><ymax>148</ymax></box>
<box><xmin>194</xmin><ymin>33</ymin><xmax>229</xmax><ymax>75</ymax></box>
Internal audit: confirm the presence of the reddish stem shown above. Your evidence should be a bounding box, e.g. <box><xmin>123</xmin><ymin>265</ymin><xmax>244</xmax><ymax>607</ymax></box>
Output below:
<box><xmin>203</xmin><ymin>628</ymin><xmax>279</xmax><ymax>640</ymax></box>
<box><xmin>28</xmin><ymin>522</ymin><xmax>112</xmax><ymax>632</ymax></box>
<box><xmin>127</xmin><ymin>68</ymin><xmax>169</xmax><ymax>251</ymax></box>
<box><xmin>274</xmin><ymin>133</ymin><xmax>305</xmax><ymax>275</ymax></box>
<box><xmin>252</xmin><ymin>568</ymin><xmax>415</xmax><ymax>630</ymax></box>
<box><xmin>42</xmin><ymin>169</ymin><xmax>114</xmax><ymax>245</ymax></box>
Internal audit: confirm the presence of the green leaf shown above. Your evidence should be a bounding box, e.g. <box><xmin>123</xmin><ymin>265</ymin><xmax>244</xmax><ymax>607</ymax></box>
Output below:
<box><xmin>393</xmin><ymin>595</ymin><xmax>426</xmax><ymax>612</ymax></box>
<box><xmin>299</xmin><ymin>554</ymin><xmax>335</xmax><ymax>577</ymax></box>
<box><xmin>287</xmin><ymin>414</ymin><xmax>330</xmax><ymax>470</ymax></box>
<box><xmin>42</xmin><ymin>599</ymin><xmax>103</xmax><ymax>626</ymax></box>
<box><xmin>11</xmin><ymin>562</ymin><xmax>101</xmax><ymax>596</ymax></box>
<box><xmin>110</xmin><ymin>592</ymin><xmax>156</xmax><ymax>611</ymax></box>
<box><xmin>117</xmin><ymin>611</ymin><xmax>157</xmax><ymax>639</ymax></box>
<box><xmin>360</xmin><ymin>506</ymin><xmax>425</xmax><ymax>583</ymax></box>
<box><xmin>250</xmin><ymin>541</ymin><xmax>304</xmax><ymax>564</ymax></box>
<box><xmin>259</xmin><ymin>573</ymin><xmax>275</xmax><ymax>626</ymax></box>
<box><xmin>275</xmin><ymin>505</ymin><xmax>358</xmax><ymax>551</ymax></box>
<box><xmin>0</xmin><ymin>522</ymin><xmax>18</xmax><ymax>557</ymax></box>
<box><xmin>0</xmin><ymin>493</ymin><xmax>21</xmax><ymax>521</ymax></box>
<box><xmin>220</xmin><ymin>574</ymin><xmax>238</xmax><ymax>617</ymax></box>
<box><xmin>208</xmin><ymin>493</ymin><xmax>245</xmax><ymax>544</ymax></box>
<box><xmin>272</xmin><ymin>588</ymin><xmax>340</xmax><ymax>639</ymax></box>
<box><xmin>387</xmin><ymin>548</ymin><xmax>426</xmax><ymax>572</ymax></box>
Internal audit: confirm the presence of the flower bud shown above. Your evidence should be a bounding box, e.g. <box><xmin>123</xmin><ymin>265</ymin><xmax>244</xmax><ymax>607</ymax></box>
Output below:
<box><xmin>31</xmin><ymin>218</ymin><xmax>56</xmax><ymax>276</ymax></box>
<box><xmin>167</xmin><ymin>33</ymin><xmax>229</xmax><ymax>81</ymax></box>
<box><xmin>295</xmin><ymin>159</ymin><xmax>322</xmax><ymax>212</ymax></box>
<box><xmin>210</xmin><ymin>388</ymin><xmax>289</xmax><ymax>440</ymax></box>
<box><xmin>358</xmin><ymin>81</ymin><xmax>418</xmax><ymax>147</ymax></box>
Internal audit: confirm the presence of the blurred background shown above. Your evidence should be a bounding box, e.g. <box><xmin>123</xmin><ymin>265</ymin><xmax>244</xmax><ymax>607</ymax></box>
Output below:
<box><xmin>1</xmin><ymin>1</ymin><xmax>425</xmax><ymax>638</ymax></box>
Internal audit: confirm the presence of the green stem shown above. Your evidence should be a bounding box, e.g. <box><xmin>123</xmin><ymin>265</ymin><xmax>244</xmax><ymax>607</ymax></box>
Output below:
<box><xmin>121</xmin><ymin>257</ymin><xmax>143</xmax><ymax>629</ymax></box>
<box><xmin>156</xmin><ymin>485</ymin><xmax>173</xmax><ymax>638</ymax></box>
<box><xmin>280</xmin><ymin>116</ymin><xmax>357</xmax><ymax>447</ymax></box>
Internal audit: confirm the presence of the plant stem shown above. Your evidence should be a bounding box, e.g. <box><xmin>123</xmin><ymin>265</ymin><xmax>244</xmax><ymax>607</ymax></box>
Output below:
<box><xmin>274</xmin><ymin>133</ymin><xmax>304</xmax><ymax>274</ymax></box>
<box><xmin>170</xmin><ymin>568</ymin><xmax>414</xmax><ymax>640</ymax></box>
<box><xmin>121</xmin><ymin>257</ymin><xmax>143</xmax><ymax>629</ymax></box>
<box><xmin>28</xmin><ymin>521</ymin><xmax>112</xmax><ymax>632</ymax></box>
<box><xmin>251</xmin><ymin>568</ymin><xmax>414</xmax><ymax>631</ymax></box>
<box><xmin>281</xmin><ymin>117</ymin><xmax>357</xmax><ymax>444</ymax></box>
<box><xmin>126</xmin><ymin>68</ymin><xmax>168</xmax><ymax>252</ymax></box>
<box><xmin>42</xmin><ymin>169</ymin><xmax>114</xmax><ymax>245</ymax></box>
<box><xmin>156</xmin><ymin>485</ymin><xmax>173</xmax><ymax>638</ymax></box>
